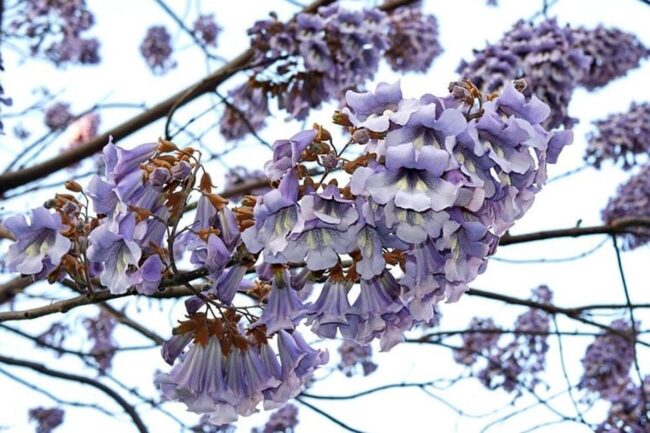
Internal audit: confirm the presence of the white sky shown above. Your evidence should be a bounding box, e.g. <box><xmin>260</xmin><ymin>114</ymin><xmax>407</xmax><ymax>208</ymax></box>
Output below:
<box><xmin>0</xmin><ymin>0</ymin><xmax>649</xmax><ymax>432</ymax></box>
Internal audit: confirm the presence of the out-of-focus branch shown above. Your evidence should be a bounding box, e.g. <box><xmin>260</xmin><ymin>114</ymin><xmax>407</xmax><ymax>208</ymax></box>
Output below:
<box><xmin>499</xmin><ymin>217</ymin><xmax>650</xmax><ymax>245</ymax></box>
<box><xmin>0</xmin><ymin>276</ymin><xmax>30</xmax><ymax>303</ymax></box>
<box><xmin>0</xmin><ymin>0</ymin><xmax>419</xmax><ymax>195</ymax></box>
<box><xmin>99</xmin><ymin>303</ymin><xmax>164</xmax><ymax>344</ymax></box>
<box><xmin>0</xmin><ymin>367</ymin><xmax>117</xmax><ymax>417</ymax></box>
<box><xmin>295</xmin><ymin>396</ymin><xmax>364</xmax><ymax>433</ymax></box>
<box><xmin>0</xmin><ymin>354</ymin><xmax>149</xmax><ymax>433</ymax></box>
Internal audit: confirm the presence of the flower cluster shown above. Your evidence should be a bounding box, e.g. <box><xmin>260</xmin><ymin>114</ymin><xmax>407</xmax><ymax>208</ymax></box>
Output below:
<box><xmin>193</xmin><ymin>14</ymin><xmax>222</xmax><ymax>47</ymax></box>
<box><xmin>156</xmin><ymin>313</ymin><xmax>327</xmax><ymax>425</ymax></box>
<box><xmin>384</xmin><ymin>5</ymin><xmax>442</xmax><ymax>73</ymax></box>
<box><xmin>9</xmin><ymin>0</ymin><xmax>100</xmax><ymax>66</ymax></box>
<box><xmin>28</xmin><ymin>407</ymin><xmax>64</xmax><ymax>433</ymax></box>
<box><xmin>252</xmin><ymin>404</ymin><xmax>299</xmax><ymax>433</ymax></box>
<box><xmin>140</xmin><ymin>26</ymin><xmax>176</xmax><ymax>74</ymax></box>
<box><xmin>585</xmin><ymin>102</ymin><xmax>650</xmax><ymax>170</ymax></box>
<box><xmin>338</xmin><ymin>340</ymin><xmax>378</xmax><ymax>377</ymax></box>
<box><xmin>602</xmin><ymin>163</ymin><xmax>650</xmax><ymax>250</ymax></box>
<box><xmin>596</xmin><ymin>377</ymin><xmax>650</xmax><ymax>433</ymax></box>
<box><xmin>220</xmin><ymin>4</ymin><xmax>389</xmax><ymax>139</ymax></box>
<box><xmin>36</xmin><ymin>323</ymin><xmax>70</xmax><ymax>357</ymax></box>
<box><xmin>44</xmin><ymin>102</ymin><xmax>74</xmax><ymax>131</ymax></box>
<box><xmin>456</xmin><ymin>286</ymin><xmax>553</xmax><ymax>394</ymax></box>
<box><xmin>572</xmin><ymin>26</ymin><xmax>648</xmax><ymax>91</ymax></box>
<box><xmin>458</xmin><ymin>18</ymin><xmax>588</xmax><ymax>129</ymax></box>
<box><xmin>579</xmin><ymin>319</ymin><xmax>635</xmax><ymax>399</ymax></box>
<box><xmin>2</xmin><ymin>79</ymin><xmax>569</xmax><ymax>425</ymax></box>
<box><xmin>453</xmin><ymin>317</ymin><xmax>500</xmax><ymax>366</ymax></box>
<box><xmin>84</xmin><ymin>309</ymin><xmax>118</xmax><ymax>374</ymax></box>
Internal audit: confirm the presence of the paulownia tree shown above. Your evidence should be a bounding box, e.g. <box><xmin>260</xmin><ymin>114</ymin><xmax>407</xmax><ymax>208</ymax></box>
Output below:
<box><xmin>0</xmin><ymin>0</ymin><xmax>649</xmax><ymax>432</ymax></box>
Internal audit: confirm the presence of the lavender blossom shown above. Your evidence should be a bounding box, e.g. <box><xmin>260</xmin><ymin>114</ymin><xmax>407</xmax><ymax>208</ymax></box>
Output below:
<box><xmin>44</xmin><ymin>102</ymin><xmax>73</xmax><ymax>130</ymax></box>
<box><xmin>602</xmin><ymin>163</ymin><xmax>650</xmax><ymax>250</ymax></box>
<box><xmin>11</xmin><ymin>0</ymin><xmax>100</xmax><ymax>66</ymax></box>
<box><xmin>220</xmin><ymin>83</ymin><xmax>270</xmax><ymax>140</ymax></box>
<box><xmin>453</xmin><ymin>317</ymin><xmax>501</xmax><ymax>366</ymax></box>
<box><xmin>458</xmin><ymin>18</ymin><xmax>589</xmax><ymax>128</ymax></box>
<box><xmin>84</xmin><ymin>309</ymin><xmax>117</xmax><ymax>374</ymax></box>
<box><xmin>337</xmin><ymin>340</ymin><xmax>378</xmax><ymax>377</ymax></box>
<box><xmin>193</xmin><ymin>14</ymin><xmax>222</xmax><ymax>46</ymax></box>
<box><xmin>140</xmin><ymin>26</ymin><xmax>176</xmax><ymax>74</ymax></box>
<box><xmin>595</xmin><ymin>377</ymin><xmax>650</xmax><ymax>433</ymax></box>
<box><xmin>252</xmin><ymin>404</ymin><xmax>299</xmax><ymax>433</ymax></box>
<box><xmin>572</xmin><ymin>26</ymin><xmax>649</xmax><ymax>91</ymax></box>
<box><xmin>2</xmin><ymin>207</ymin><xmax>71</xmax><ymax>278</ymax></box>
<box><xmin>384</xmin><ymin>6</ymin><xmax>442</xmax><ymax>73</ymax></box>
<box><xmin>579</xmin><ymin>319</ymin><xmax>636</xmax><ymax>399</ymax></box>
<box><xmin>28</xmin><ymin>407</ymin><xmax>64</xmax><ymax>433</ymax></box>
<box><xmin>585</xmin><ymin>103</ymin><xmax>650</xmax><ymax>169</ymax></box>
<box><xmin>157</xmin><ymin>324</ymin><xmax>327</xmax><ymax>425</ymax></box>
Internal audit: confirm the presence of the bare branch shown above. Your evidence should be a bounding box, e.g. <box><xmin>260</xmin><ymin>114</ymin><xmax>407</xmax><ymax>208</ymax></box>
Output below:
<box><xmin>0</xmin><ymin>354</ymin><xmax>149</xmax><ymax>433</ymax></box>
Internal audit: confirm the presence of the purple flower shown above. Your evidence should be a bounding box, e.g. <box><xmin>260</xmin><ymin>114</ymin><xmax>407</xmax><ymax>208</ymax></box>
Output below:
<box><xmin>579</xmin><ymin>319</ymin><xmax>636</xmax><ymax>398</ymax></box>
<box><xmin>457</xmin><ymin>18</ymin><xmax>589</xmax><ymax>128</ymax></box>
<box><xmin>337</xmin><ymin>340</ymin><xmax>377</xmax><ymax>377</ymax></box>
<box><xmin>29</xmin><ymin>407</ymin><xmax>64</xmax><ymax>433</ymax></box>
<box><xmin>87</xmin><ymin>213</ymin><xmax>142</xmax><ymax>294</ymax></box>
<box><xmin>44</xmin><ymin>102</ymin><xmax>73</xmax><ymax>130</ymax></box>
<box><xmin>586</xmin><ymin>102</ymin><xmax>650</xmax><ymax>170</ymax></box>
<box><xmin>265</xmin><ymin>130</ymin><xmax>317</xmax><ymax>181</ymax></box>
<box><xmin>299</xmin><ymin>184</ymin><xmax>359</xmax><ymax>230</ymax></box>
<box><xmin>131</xmin><ymin>254</ymin><xmax>164</xmax><ymax>295</ymax></box>
<box><xmin>193</xmin><ymin>14</ymin><xmax>222</xmax><ymax>46</ymax></box>
<box><xmin>158</xmin><ymin>327</ymin><xmax>326</xmax><ymax>425</ymax></box>
<box><xmin>573</xmin><ymin>26</ymin><xmax>649</xmax><ymax>91</ymax></box>
<box><xmin>252</xmin><ymin>404</ymin><xmax>299</xmax><ymax>433</ymax></box>
<box><xmin>602</xmin><ymin>163</ymin><xmax>650</xmax><ymax>250</ymax></box>
<box><xmin>385</xmin><ymin>6</ymin><xmax>442</xmax><ymax>73</ymax></box>
<box><xmin>454</xmin><ymin>317</ymin><xmax>501</xmax><ymax>365</ymax></box>
<box><xmin>252</xmin><ymin>269</ymin><xmax>307</xmax><ymax>335</ymax></box>
<box><xmin>220</xmin><ymin>83</ymin><xmax>270</xmax><ymax>140</ymax></box>
<box><xmin>3</xmin><ymin>207</ymin><xmax>71</xmax><ymax>277</ymax></box>
<box><xmin>343</xmin><ymin>81</ymin><xmax>417</xmax><ymax>132</ymax></box>
<box><xmin>242</xmin><ymin>170</ymin><xmax>300</xmax><ymax>259</ymax></box>
<box><xmin>140</xmin><ymin>25</ymin><xmax>175</xmax><ymax>74</ymax></box>
<box><xmin>307</xmin><ymin>277</ymin><xmax>352</xmax><ymax>338</ymax></box>
<box><xmin>84</xmin><ymin>309</ymin><xmax>117</xmax><ymax>374</ymax></box>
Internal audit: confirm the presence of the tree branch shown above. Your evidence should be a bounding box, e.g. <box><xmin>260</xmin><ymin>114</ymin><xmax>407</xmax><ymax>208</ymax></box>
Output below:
<box><xmin>0</xmin><ymin>0</ymin><xmax>419</xmax><ymax>195</ymax></box>
<box><xmin>0</xmin><ymin>354</ymin><xmax>149</xmax><ymax>433</ymax></box>
<box><xmin>499</xmin><ymin>217</ymin><xmax>650</xmax><ymax>245</ymax></box>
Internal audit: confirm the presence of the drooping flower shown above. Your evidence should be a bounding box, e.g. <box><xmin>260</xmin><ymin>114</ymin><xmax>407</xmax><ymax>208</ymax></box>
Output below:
<box><xmin>2</xmin><ymin>207</ymin><xmax>71</xmax><ymax>278</ymax></box>
<box><xmin>157</xmin><ymin>315</ymin><xmax>327</xmax><ymax>425</ymax></box>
